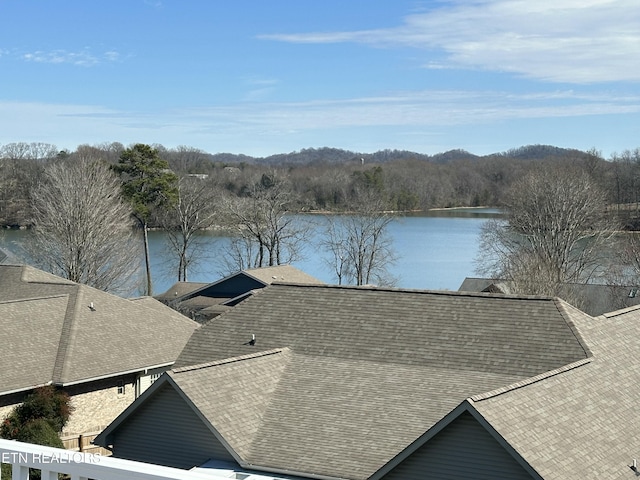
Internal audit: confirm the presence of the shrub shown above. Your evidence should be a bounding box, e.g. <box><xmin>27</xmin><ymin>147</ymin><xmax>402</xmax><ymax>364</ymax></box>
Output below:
<box><xmin>15</xmin><ymin>418</ymin><xmax>64</xmax><ymax>448</ymax></box>
<box><xmin>0</xmin><ymin>387</ymin><xmax>71</xmax><ymax>480</ymax></box>
<box><xmin>12</xmin><ymin>386</ymin><xmax>72</xmax><ymax>433</ymax></box>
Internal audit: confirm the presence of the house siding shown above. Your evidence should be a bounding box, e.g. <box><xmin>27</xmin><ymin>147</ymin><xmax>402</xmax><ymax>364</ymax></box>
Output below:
<box><xmin>0</xmin><ymin>376</ymin><xmax>138</xmax><ymax>438</ymax></box>
<box><xmin>194</xmin><ymin>275</ymin><xmax>263</xmax><ymax>299</ymax></box>
<box><xmin>0</xmin><ymin>392</ymin><xmax>23</xmax><ymax>426</ymax></box>
<box><xmin>63</xmin><ymin>375</ymin><xmax>137</xmax><ymax>435</ymax></box>
<box><xmin>111</xmin><ymin>382</ymin><xmax>236</xmax><ymax>469</ymax></box>
<box><xmin>381</xmin><ymin>411</ymin><xmax>536</xmax><ymax>480</ymax></box>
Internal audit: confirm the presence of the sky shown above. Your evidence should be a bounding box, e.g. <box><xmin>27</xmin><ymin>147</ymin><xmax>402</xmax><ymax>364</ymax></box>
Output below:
<box><xmin>1</xmin><ymin>0</ymin><xmax>639</xmax><ymax>158</ymax></box>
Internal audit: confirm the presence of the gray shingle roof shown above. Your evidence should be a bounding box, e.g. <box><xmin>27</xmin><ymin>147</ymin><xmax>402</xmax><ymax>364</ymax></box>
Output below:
<box><xmin>170</xmin><ymin>348</ymin><xmax>523</xmax><ymax>480</ymax></box>
<box><xmin>0</xmin><ymin>265</ymin><xmax>200</xmax><ymax>391</ymax></box>
<box><xmin>154</xmin><ymin>282</ymin><xmax>209</xmax><ymax>302</ymax></box>
<box><xmin>0</xmin><ymin>295</ymin><xmax>68</xmax><ymax>393</ymax></box>
<box><xmin>459</xmin><ymin>276</ymin><xmax>640</xmax><ymax>316</ymax></box>
<box><xmin>169</xmin><ymin>284</ymin><xmax>592</xmax><ymax>478</ymax></box>
<box><xmin>467</xmin><ymin>303</ymin><xmax>640</xmax><ymax>479</ymax></box>
<box><xmin>101</xmin><ymin>283</ymin><xmax>597</xmax><ymax>480</ymax></box>
<box><xmin>243</xmin><ymin>265</ymin><xmax>324</xmax><ymax>285</ymax></box>
<box><xmin>176</xmin><ymin>283</ymin><xmax>591</xmax><ymax>378</ymax></box>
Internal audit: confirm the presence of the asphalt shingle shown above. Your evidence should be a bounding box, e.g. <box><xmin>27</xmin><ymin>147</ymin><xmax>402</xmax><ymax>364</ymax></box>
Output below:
<box><xmin>176</xmin><ymin>283</ymin><xmax>590</xmax><ymax>378</ymax></box>
<box><xmin>168</xmin><ymin>283</ymin><xmax>593</xmax><ymax>479</ymax></box>
<box><xmin>0</xmin><ymin>265</ymin><xmax>200</xmax><ymax>390</ymax></box>
<box><xmin>470</xmin><ymin>304</ymin><xmax>640</xmax><ymax>479</ymax></box>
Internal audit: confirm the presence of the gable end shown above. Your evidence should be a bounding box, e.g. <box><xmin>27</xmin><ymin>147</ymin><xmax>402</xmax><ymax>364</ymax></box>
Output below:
<box><xmin>380</xmin><ymin>410</ymin><xmax>538</xmax><ymax>480</ymax></box>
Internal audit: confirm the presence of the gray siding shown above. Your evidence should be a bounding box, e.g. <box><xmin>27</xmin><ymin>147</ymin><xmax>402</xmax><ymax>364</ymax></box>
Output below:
<box><xmin>112</xmin><ymin>382</ymin><xmax>236</xmax><ymax>469</ymax></box>
<box><xmin>381</xmin><ymin>411</ymin><xmax>536</xmax><ymax>480</ymax></box>
<box><xmin>196</xmin><ymin>275</ymin><xmax>263</xmax><ymax>298</ymax></box>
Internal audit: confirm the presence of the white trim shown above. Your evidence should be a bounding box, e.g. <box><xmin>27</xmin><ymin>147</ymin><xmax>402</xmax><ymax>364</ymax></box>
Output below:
<box><xmin>59</xmin><ymin>363</ymin><xmax>173</xmax><ymax>387</ymax></box>
<box><xmin>0</xmin><ymin>381</ymin><xmax>53</xmax><ymax>397</ymax></box>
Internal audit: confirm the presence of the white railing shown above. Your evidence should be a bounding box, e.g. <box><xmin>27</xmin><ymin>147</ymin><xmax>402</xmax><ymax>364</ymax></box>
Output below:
<box><xmin>0</xmin><ymin>438</ymin><xmax>227</xmax><ymax>480</ymax></box>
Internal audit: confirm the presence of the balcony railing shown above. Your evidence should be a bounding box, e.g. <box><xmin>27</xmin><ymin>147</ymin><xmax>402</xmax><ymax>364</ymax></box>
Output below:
<box><xmin>0</xmin><ymin>438</ymin><xmax>227</xmax><ymax>480</ymax></box>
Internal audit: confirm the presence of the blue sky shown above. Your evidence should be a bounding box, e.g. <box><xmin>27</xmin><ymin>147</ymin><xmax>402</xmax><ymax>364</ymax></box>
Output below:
<box><xmin>1</xmin><ymin>0</ymin><xmax>639</xmax><ymax>157</ymax></box>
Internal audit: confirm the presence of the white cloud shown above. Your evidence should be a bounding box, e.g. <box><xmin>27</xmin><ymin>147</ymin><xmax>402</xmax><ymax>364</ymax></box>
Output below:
<box><xmin>104</xmin><ymin>51</ymin><xmax>120</xmax><ymax>62</ymax></box>
<box><xmin>260</xmin><ymin>0</ymin><xmax>640</xmax><ymax>84</ymax></box>
<box><xmin>2</xmin><ymin>87</ymin><xmax>638</xmax><ymax>154</ymax></box>
<box><xmin>242</xmin><ymin>77</ymin><xmax>280</xmax><ymax>101</ymax></box>
<box><xmin>21</xmin><ymin>48</ymin><xmax>120</xmax><ymax>66</ymax></box>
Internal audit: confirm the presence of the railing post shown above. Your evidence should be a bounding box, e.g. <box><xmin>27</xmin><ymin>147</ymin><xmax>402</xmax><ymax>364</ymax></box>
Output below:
<box><xmin>40</xmin><ymin>470</ymin><xmax>58</xmax><ymax>480</ymax></box>
<box><xmin>11</xmin><ymin>465</ymin><xmax>28</xmax><ymax>480</ymax></box>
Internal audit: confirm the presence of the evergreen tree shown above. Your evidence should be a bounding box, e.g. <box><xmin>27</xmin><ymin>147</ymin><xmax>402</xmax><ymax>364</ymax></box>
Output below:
<box><xmin>113</xmin><ymin>144</ymin><xmax>178</xmax><ymax>295</ymax></box>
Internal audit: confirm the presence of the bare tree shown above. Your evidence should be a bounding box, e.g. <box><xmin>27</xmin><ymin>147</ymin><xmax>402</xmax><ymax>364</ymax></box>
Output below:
<box><xmin>161</xmin><ymin>176</ymin><xmax>219</xmax><ymax>281</ymax></box>
<box><xmin>29</xmin><ymin>157</ymin><xmax>141</xmax><ymax>295</ymax></box>
<box><xmin>0</xmin><ymin>142</ymin><xmax>58</xmax><ymax>162</ymax></box>
<box><xmin>321</xmin><ymin>192</ymin><xmax>397</xmax><ymax>286</ymax></box>
<box><xmin>476</xmin><ymin>165</ymin><xmax>617</xmax><ymax>299</ymax></box>
<box><xmin>219</xmin><ymin>172</ymin><xmax>308</xmax><ymax>273</ymax></box>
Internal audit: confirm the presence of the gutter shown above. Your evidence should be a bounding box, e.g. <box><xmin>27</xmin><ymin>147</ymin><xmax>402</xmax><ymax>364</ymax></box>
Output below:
<box><xmin>57</xmin><ymin>362</ymin><xmax>174</xmax><ymax>387</ymax></box>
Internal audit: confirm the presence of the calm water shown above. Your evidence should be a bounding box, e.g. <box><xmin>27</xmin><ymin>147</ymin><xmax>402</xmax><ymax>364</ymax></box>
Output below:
<box><xmin>1</xmin><ymin>209</ymin><xmax>499</xmax><ymax>296</ymax></box>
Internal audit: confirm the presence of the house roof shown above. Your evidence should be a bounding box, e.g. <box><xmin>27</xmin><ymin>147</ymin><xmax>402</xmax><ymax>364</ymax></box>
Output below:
<box><xmin>156</xmin><ymin>265</ymin><xmax>324</xmax><ymax>304</ymax></box>
<box><xmin>458</xmin><ymin>276</ymin><xmax>640</xmax><ymax>316</ymax></box>
<box><xmin>99</xmin><ymin>283</ymin><xmax>598</xmax><ymax>480</ymax></box>
<box><xmin>371</xmin><ymin>299</ymin><xmax>640</xmax><ymax>479</ymax></box>
<box><xmin>175</xmin><ymin>283</ymin><xmax>591</xmax><ymax>375</ymax></box>
<box><xmin>166</xmin><ymin>348</ymin><xmax>527</xmax><ymax>480</ymax></box>
<box><xmin>154</xmin><ymin>282</ymin><xmax>210</xmax><ymax>302</ymax></box>
<box><xmin>464</xmin><ymin>303</ymin><xmax>640</xmax><ymax>479</ymax></box>
<box><xmin>0</xmin><ymin>265</ymin><xmax>200</xmax><ymax>392</ymax></box>
<box><xmin>0</xmin><ymin>295</ymin><xmax>68</xmax><ymax>394</ymax></box>
<box><xmin>242</xmin><ymin>265</ymin><xmax>324</xmax><ymax>285</ymax></box>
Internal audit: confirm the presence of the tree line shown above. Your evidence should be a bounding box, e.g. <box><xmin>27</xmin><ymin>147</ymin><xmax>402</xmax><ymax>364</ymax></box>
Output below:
<box><xmin>3</xmin><ymin>140</ymin><xmax>640</xmax><ymax>299</ymax></box>
<box><xmin>3</xmin><ymin>142</ymin><xmax>639</xmax><ymax>224</ymax></box>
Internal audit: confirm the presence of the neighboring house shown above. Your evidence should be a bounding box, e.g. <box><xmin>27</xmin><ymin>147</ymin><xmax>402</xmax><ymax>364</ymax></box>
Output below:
<box><xmin>155</xmin><ymin>265</ymin><xmax>324</xmax><ymax>322</ymax></box>
<box><xmin>0</xmin><ymin>264</ymin><xmax>200</xmax><ymax>437</ymax></box>
<box><xmin>96</xmin><ymin>283</ymin><xmax>606</xmax><ymax>479</ymax></box>
<box><xmin>459</xmin><ymin>276</ymin><xmax>640</xmax><ymax>316</ymax></box>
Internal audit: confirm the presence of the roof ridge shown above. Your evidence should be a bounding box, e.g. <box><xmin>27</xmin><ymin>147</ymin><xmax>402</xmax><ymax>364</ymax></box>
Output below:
<box><xmin>469</xmin><ymin>357</ymin><xmax>592</xmax><ymax>402</ymax></box>
<box><xmin>553</xmin><ymin>298</ymin><xmax>594</xmax><ymax>358</ymax></box>
<box><xmin>601</xmin><ymin>303</ymin><xmax>640</xmax><ymax>318</ymax></box>
<box><xmin>267</xmin><ymin>281</ymin><xmax>558</xmax><ymax>300</ymax></box>
<box><xmin>51</xmin><ymin>285</ymin><xmax>82</xmax><ymax>384</ymax></box>
<box><xmin>172</xmin><ymin>348</ymin><xmax>287</xmax><ymax>374</ymax></box>
<box><xmin>19</xmin><ymin>265</ymin><xmax>76</xmax><ymax>285</ymax></box>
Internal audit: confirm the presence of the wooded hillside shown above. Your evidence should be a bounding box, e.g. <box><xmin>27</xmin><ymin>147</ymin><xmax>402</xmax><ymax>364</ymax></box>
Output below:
<box><xmin>1</xmin><ymin>141</ymin><xmax>638</xmax><ymax>228</ymax></box>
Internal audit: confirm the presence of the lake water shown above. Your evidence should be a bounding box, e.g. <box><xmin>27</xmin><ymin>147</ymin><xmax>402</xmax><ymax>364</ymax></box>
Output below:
<box><xmin>1</xmin><ymin>209</ymin><xmax>500</xmax><ymax>296</ymax></box>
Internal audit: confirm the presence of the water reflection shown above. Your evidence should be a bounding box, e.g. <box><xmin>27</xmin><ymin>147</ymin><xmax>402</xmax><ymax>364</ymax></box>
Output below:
<box><xmin>1</xmin><ymin>210</ymin><xmax>501</xmax><ymax>295</ymax></box>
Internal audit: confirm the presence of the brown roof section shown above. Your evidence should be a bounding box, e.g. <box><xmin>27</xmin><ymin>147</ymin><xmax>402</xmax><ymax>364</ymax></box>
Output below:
<box><xmin>243</xmin><ymin>265</ymin><xmax>324</xmax><ymax>285</ymax></box>
<box><xmin>468</xmin><ymin>303</ymin><xmax>640</xmax><ymax>479</ymax></box>
<box><xmin>176</xmin><ymin>283</ymin><xmax>591</xmax><ymax>378</ymax></box>
<box><xmin>0</xmin><ymin>265</ymin><xmax>200</xmax><ymax>391</ymax></box>
<box><xmin>459</xmin><ymin>276</ymin><xmax>640</xmax><ymax>316</ymax></box>
<box><xmin>169</xmin><ymin>348</ymin><xmax>524</xmax><ymax>479</ymax></box>
<box><xmin>101</xmin><ymin>283</ymin><xmax>595</xmax><ymax>480</ymax></box>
